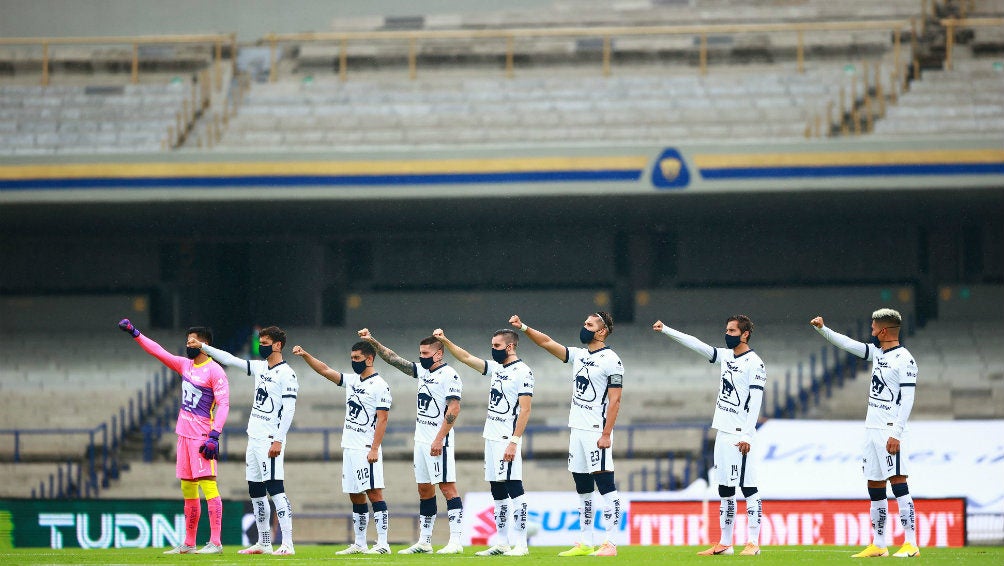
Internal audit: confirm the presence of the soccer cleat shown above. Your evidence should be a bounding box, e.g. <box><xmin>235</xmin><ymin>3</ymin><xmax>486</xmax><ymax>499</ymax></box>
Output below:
<box><xmin>503</xmin><ymin>545</ymin><xmax>530</xmax><ymax>556</ymax></box>
<box><xmin>163</xmin><ymin>543</ymin><xmax>196</xmax><ymax>554</ymax></box>
<box><xmin>739</xmin><ymin>542</ymin><xmax>761</xmax><ymax>556</ymax></box>
<box><xmin>274</xmin><ymin>543</ymin><xmax>296</xmax><ymax>555</ymax></box>
<box><xmin>195</xmin><ymin>542</ymin><xmax>223</xmax><ymax>554</ymax></box>
<box><xmin>851</xmin><ymin>544</ymin><xmax>889</xmax><ymax>558</ymax></box>
<box><xmin>590</xmin><ymin>541</ymin><xmax>618</xmax><ymax>556</ymax></box>
<box><xmin>238</xmin><ymin>542</ymin><xmax>273</xmax><ymax>554</ymax></box>
<box><xmin>697</xmin><ymin>543</ymin><xmax>734</xmax><ymax>556</ymax></box>
<box><xmin>365</xmin><ymin>543</ymin><xmax>391</xmax><ymax>554</ymax></box>
<box><xmin>336</xmin><ymin>543</ymin><xmax>369</xmax><ymax>555</ymax></box>
<box><xmin>398</xmin><ymin>542</ymin><xmax>434</xmax><ymax>554</ymax></box>
<box><xmin>437</xmin><ymin>541</ymin><xmax>465</xmax><ymax>554</ymax></box>
<box><xmin>893</xmin><ymin>542</ymin><xmax>920</xmax><ymax>558</ymax></box>
<box><xmin>558</xmin><ymin>542</ymin><xmax>595</xmax><ymax>556</ymax></box>
<box><xmin>475</xmin><ymin>544</ymin><xmax>511</xmax><ymax>556</ymax></box>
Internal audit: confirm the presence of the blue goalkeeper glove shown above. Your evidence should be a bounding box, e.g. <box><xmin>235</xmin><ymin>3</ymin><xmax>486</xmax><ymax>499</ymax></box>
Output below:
<box><xmin>199</xmin><ymin>430</ymin><xmax>221</xmax><ymax>460</ymax></box>
<box><xmin>118</xmin><ymin>318</ymin><xmax>140</xmax><ymax>337</ymax></box>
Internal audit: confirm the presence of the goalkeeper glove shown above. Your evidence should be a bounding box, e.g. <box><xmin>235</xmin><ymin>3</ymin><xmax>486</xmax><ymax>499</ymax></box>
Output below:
<box><xmin>199</xmin><ymin>430</ymin><xmax>221</xmax><ymax>460</ymax></box>
<box><xmin>118</xmin><ymin>318</ymin><xmax>140</xmax><ymax>337</ymax></box>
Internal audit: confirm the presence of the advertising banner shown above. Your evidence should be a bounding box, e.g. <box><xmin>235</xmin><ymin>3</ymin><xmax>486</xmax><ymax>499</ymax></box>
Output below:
<box><xmin>0</xmin><ymin>499</ymin><xmax>243</xmax><ymax>549</ymax></box>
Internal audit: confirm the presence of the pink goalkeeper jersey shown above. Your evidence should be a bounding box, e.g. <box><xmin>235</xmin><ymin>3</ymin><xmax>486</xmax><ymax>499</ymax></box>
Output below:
<box><xmin>136</xmin><ymin>334</ymin><xmax>230</xmax><ymax>440</ymax></box>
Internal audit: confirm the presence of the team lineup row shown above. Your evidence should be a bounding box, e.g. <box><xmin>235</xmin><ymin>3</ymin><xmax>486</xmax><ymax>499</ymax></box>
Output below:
<box><xmin>118</xmin><ymin>306</ymin><xmax>920</xmax><ymax>558</ymax></box>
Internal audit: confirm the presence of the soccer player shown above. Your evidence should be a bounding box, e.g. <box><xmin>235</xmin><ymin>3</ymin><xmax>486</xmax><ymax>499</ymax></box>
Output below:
<box><xmin>292</xmin><ymin>342</ymin><xmax>393</xmax><ymax>554</ymax></box>
<box><xmin>118</xmin><ymin>319</ymin><xmax>229</xmax><ymax>554</ymax></box>
<box><xmin>433</xmin><ymin>327</ymin><xmax>534</xmax><ymax>556</ymax></box>
<box><xmin>509</xmin><ymin>312</ymin><xmax>623</xmax><ymax>557</ymax></box>
<box><xmin>652</xmin><ymin>316</ymin><xmax>766</xmax><ymax>556</ymax></box>
<box><xmin>358</xmin><ymin>328</ymin><xmax>465</xmax><ymax>554</ymax></box>
<box><xmin>810</xmin><ymin>309</ymin><xmax>919</xmax><ymax>558</ymax></box>
<box><xmin>197</xmin><ymin>326</ymin><xmax>298</xmax><ymax>556</ymax></box>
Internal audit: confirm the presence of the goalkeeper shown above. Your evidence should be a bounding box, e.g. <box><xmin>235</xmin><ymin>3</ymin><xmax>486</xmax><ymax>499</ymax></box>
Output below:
<box><xmin>118</xmin><ymin>319</ymin><xmax>230</xmax><ymax>554</ymax></box>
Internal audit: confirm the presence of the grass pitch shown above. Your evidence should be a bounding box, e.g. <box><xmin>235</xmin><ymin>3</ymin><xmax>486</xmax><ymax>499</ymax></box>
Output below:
<box><xmin>2</xmin><ymin>545</ymin><xmax>1003</xmax><ymax>565</ymax></box>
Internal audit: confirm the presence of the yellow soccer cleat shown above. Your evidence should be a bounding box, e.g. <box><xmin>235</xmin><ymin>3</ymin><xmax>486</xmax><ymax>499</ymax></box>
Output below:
<box><xmin>893</xmin><ymin>542</ymin><xmax>920</xmax><ymax>558</ymax></box>
<box><xmin>697</xmin><ymin>543</ymin><xmax>734</xmax><ymax>556</ymax></box>
<box><xmin>557</xmin><ymin>542</ymin><xmax>595</xmax><ymax>557</ymax></box>
<box><xmin>739</xmin><ymin>542</ymin><xmax>761</xmax><ymax>556</ymax></box>
<box><xmin>851</xmin><ymin>544</ymin><xmax>889</xmax><ymax>558</ymax></box>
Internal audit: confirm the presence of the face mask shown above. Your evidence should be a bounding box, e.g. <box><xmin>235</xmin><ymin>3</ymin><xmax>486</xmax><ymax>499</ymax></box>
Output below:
<box><xmin>579</xmin><ymin>326</ymin><xmax>596</xmax><ymax>344</ymax></box>
<box><xmin>186</xmin><ymin>346</ymin><xmax>201</xmax><ymax>360</ymax></box>
<box><xmin>419</xmin><ymin>355</ymin><xmax>436</xmax><ymax>370</ymax></box>
<box><xmin>259</xmin><ymin>344</ymin><xmax>273</xmax><ymax>359</ymax></box>
<box><xmin>725</xmin><ymin>333</ymin><xmax>742</xmax><ymax>349</ymax></box>
<box><xmin>491</xmin><ymin>347</ymin><xmax>508</xmax><ymax>363</ymax></box>
<box><xmin>351</xmin><ymin>359</ymin><xmax>368</xmax><ymax>374</ymax></box>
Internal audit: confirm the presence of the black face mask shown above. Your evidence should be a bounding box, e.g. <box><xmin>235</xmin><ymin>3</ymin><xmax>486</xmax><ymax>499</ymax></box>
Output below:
<box><xmin>185</xmin><ymin>346</ymin><xmax>201</xmax><ymax>359</ymax></box>
<box><xmin>259</xmin><ymin>344</ymin><xmax>273</xmax><ymax>360</ymax></box>
<box><xmin>491</xmin><ymin>347</ymin><xmax>508</xmax><ymax>363</ymax></box>
<box><xmin>579</xmin><ymin>326</ymin><xmax>596</xmax><ymax>344</ymax></box>
<box><xmin>351</xmin><ymin>359</ymin><xmax>368</xmax><ymax>374</ymax></box>
<box><xmin>725</xmin><ymin>333</ymin><xmax>742</xmax><ymax>349</ymax></box>
<box><xmin>419</xmin><ymin>355</ymin><xmax>436</xmax><ymax>370</ymax></box>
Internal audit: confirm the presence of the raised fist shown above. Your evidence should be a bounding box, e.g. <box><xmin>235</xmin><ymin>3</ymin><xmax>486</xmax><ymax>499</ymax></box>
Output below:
<box><xmin>357</xmin><ymin>328</ymin><xmax>372</xmax><ymax>341</ymax></box>
<box><xmin>652</xmin><ymin>320</ymin><xmax>665</xmax><ymax>332</ymax></box>
<box><xmin>118</xmin><ymin>318</ymin><xmax>140</xmax><ymax>337</ymax></box>
<box><xmin>810</xmin><ymin>316</ymin><xmax>825</xmax><ymax>328</ymax></box>
<box><xmin>432</xmin><ymin>328</ymin><xmax>445</xmax><ymax>339</ymax></box>
<box><xmin>509</xmin><ymin>315</ymin><xmax>523</xmax><ymax>329</ymax></box>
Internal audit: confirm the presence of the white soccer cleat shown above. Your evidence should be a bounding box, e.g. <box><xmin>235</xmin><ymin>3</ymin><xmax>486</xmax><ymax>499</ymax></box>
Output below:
<box><xmin>238</xmin><ymin>542</ymin><xmax>273</xmax><ymax>554</ymax></box>
<box><xmin>365</xmin><ymin>543</ymin><xmax>392</xmax><ymax>554</ymax></box>
<box><xmin>336</xmin><ymin>543</ymin><xmax>369</xmax><ymax>555</ymax></box>
<box><xmin>195</xmin><ymin>542</ymin><xmax>223</xmax><ymax>554</ymax></box>
<box><xmin>475</xmin><ymin>544</ymin><xmax>511</xmax><ymax>556</ymax></box>
<box><xmin>398</xmin><ymin>542</ymin><xmax>434</xmax><ymax>554</ymax></box>
<box><xmin>274</xmin><ymin>543</ymin><xmax>295</xmax><ymax>555</ymax></box>
<box><xmin>437</xmin><ymin>541</ymin><xmax>465</xmax><ymax>554</ymax></box>
<box><xmin>503</xmin><ymin>545</ymin><xmax>530</xmax><ymax>556</ymax></box>
<box><xmin>163</xmin><ymin>543</ymin><xmax>196</xmax><ymax>554</ymax></box>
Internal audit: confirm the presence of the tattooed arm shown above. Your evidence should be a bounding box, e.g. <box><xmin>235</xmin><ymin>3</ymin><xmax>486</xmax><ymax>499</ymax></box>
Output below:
<box><xmin>357</xmin><ymin>328</ymin><xmax>415</xmax><ymax>377</ymax></box>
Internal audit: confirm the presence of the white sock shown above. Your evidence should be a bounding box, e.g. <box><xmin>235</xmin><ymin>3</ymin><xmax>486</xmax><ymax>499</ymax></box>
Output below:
<box><xmin>719</xmin><ymin>496</ymin><xmax>736</xmax><ymax>546</ymax></box>
<box><xmin>251</xmin><ymin>496</ymin><xmax>272</xmax><ymax>547</ymax></box>
<box><xmin>353</xmin><ymin>510</ymin><xmax>369</xmax><ymax>547</ymax></box>
<box><xmin>271</xmin><ymin>493</ymin><xmax>293</xmax><ymax>546</ymax></box>
<box><xmin>447</xmin><ymin>506</ymin><xmax>464</xmax><ymax>545</ymax></box>
<box><xmin>494</xmin><ymin>499</ymin><xmax>510</xmax><ymax>546</ymax></box>
<box><xmin>419</xmin><ymin>514</ymin><xmax>435</xmax><ymax>545</ymax></box>
<box><xmin>745</xmin><ymin>493</ymin><xmax>763</xmax><ymax>545</ymax></box>
<box><xmin>600</xmin><ymin>490</ymin><xmax>622</xmax><ymax>542</ymax></box>
<box><xmin>373</xmin><ymin>508</ymin><xmax>389</xmax><ymax>545</ymax></box>
<box><xmin>897</xmin><ymin>494</ymin><xmax>916</xmax><ymax>546</ymax></box>
<box><xmin>510</xmin><ymin>495</ymin><xmax>528</xmax><ymax>547</ymax></box>
<box><xmin>578</xmin><ymin>492</ymin><xmax>595</xmax><ymax>546</ymax></box>
<box><xmin>871</xmin><ymin>499</ymin><xmax>889</xmax><ymax>548</ymax></box>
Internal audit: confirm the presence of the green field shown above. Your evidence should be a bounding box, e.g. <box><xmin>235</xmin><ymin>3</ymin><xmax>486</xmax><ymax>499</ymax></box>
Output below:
<box><xmin>2</xmin><ymin>545</ymin><xmax>1002</xmax><ymax>565</ymax></box>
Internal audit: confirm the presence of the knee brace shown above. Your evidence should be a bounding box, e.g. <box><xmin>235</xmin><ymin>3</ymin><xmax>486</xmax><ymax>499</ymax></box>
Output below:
<box><xmin>594</xmin><ymin>472</ymin><xmax>617</xmax><ymax>495</ymax></box>
<box><xmin>181</xmin><ymin>480</ymin><xmax>199</xmax><ymax>499</ymax></box>
<box><xmin>506</xmin><ymin>480</ymin><xmax>525</xmax><ymax>499</ymax></box>
<box><xmin>198</xmin><ymin>479</ymin><xmax>220</xmax><ymax>499</ymax></box>
<box><xmin>490</xmin><ymin>482</ymin><xmax>509</xmax><ymax>501</ymax></box>
<box><xmin>719</xmin><ymin>485</ymin><xmax>736</xmax><ymax>498</ymax></box>
<box><xmin>868</xmin><ymin>486</ymin><xmax>887</xmax><ymax>501</ymax></box>
<box><xmin>265</xmin><ymin>479</ymin><xmax>285</xmax><ymax>497</ymax></box>
<box><xmin>572</xmin><ymin>472</ymin><xmax>595</xmax><ymax>495</ymax></box>
<box><xmin>741</xmin><ymin>487</ymin><xmax>758</xmax><ymax>498</ymax></box>
<box><xmin>891</xmin><ymin>483</ymin><xmax>909</xmax><ymax>498</ymax></box>
<box><xmin>248</xmin><ymin>481</ymin><xmax>267</xmax><ymax>499</ymax></box>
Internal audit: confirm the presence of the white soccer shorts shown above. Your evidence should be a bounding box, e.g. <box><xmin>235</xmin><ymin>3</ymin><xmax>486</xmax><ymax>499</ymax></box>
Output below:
<box><xmin>342</xmin><ymin>447</ymin><xmax>385</xmax><ymax>494</ymax></box>
<box><xmin>484</xmin><ymin>438</ymin><xmax>524</xmax><ymax>482</ymax></box>
<box><xmin>712</xmin><ymin>430</ymin><xmax>758</xmax><ymax>488</ymax></box>
<box><xmin>245</xmin><ymin>436</ymin><xmax>285</xmax><ymax>482</ymax></box>
<box><xmin>413</xmin><ymin>440</ymin><xmax>457</xmax><ymax>485</ymax></box>
<box><xmin>862</xmin><ymin>428</ymin><xmax>909</xmax><ymax>481</ymax></box>
<box><xmin>567</xmin><ymin>428</ymin><xmax>614</xmax><ymax>474</ymax></box>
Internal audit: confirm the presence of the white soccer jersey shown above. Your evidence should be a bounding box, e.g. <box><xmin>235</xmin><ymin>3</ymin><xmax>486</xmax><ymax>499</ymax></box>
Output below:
<box><xmin>860</xmin><ymin>344</ymin><xmax>918</xmax><ymax>433</ymax></box>
<box><xmin>338</xmin><ymin>372</ymin><xmax>393</xmax><ymax>450</ymax></box>
<box><xmin>708</xmin><ymin>348</ymin><xmax>767</xmax><ymax>435</ymax></box>
<box><xmin>481</xmin><ymin>358</ymin><xmax>534</xmax><ymax>441</ymax></box>
<box><xmin>245</xmin><ymin>359</ymin><xmax>299</xmax><ymax>441</ymax></box>
<box><xmin>564</xmin><ymin>346</ymin><xmax>624</xmax><ymax>432</ymax></box>
<box><xmin>411</xmin><ymin>363</ymin><xmax>463</xmax><ymax>445</ymax></box>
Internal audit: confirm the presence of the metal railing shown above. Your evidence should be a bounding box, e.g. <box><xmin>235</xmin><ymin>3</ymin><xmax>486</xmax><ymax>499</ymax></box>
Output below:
<box><xmin>940</xmin><ymin>17</ymin><xmax>1004</xmax><ymax>71</ymax></box>
<box><xmin>263</xmin><ymin>19</ymin><xmax>912</xmax><ymax>81</ymax></box>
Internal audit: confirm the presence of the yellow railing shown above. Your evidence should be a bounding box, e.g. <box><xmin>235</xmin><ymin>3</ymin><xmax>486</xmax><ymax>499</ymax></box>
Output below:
<box><xmin>0</xmin><ymin>33</ymin><xmax>236</xmax><ymax>88</ymax></box>
<box><xmin>940</xmin><ymin>17</ymin><xmax>1004</xmax><ymax>71</ymax></box>
<box><xmin>263</xmin><ymin>20</ymin><xmax>912</xmax><ymax>82</ymax></box>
